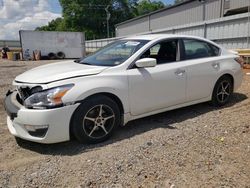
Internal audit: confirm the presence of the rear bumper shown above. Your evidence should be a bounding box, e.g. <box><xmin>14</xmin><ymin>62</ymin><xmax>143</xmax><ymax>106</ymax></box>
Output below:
<box><xmin>233</xmin><ymin>68</ymin><xmax>244</xmax><ymax>92</ymax></box>
<box><xmin>4</xmin><ymin>91</ymin><xmax>79</xmax><ymax>144</ymax></box>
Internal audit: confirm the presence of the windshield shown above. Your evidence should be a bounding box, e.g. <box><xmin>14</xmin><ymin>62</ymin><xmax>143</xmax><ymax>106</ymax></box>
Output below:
<box><xmin>79</xmin><ymin>40</ymin><xmax>149</xmax><ymax>66</ymax></box>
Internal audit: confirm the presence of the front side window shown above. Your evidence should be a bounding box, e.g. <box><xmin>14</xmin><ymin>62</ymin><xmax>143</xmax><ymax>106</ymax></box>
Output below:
<box><xmin>141</xmin><ymin>40</ymin><xmax>178</xmax><ymax>64</ymax></box>
<box><xmin>79</xmin><ymin>40</ymin><xmax>149</xmax><ymax>66</ymax></box>
<box><xmin>183</xmin><ymin>39</ymin><xmax>219</xmax><ymax>60</ymax></box>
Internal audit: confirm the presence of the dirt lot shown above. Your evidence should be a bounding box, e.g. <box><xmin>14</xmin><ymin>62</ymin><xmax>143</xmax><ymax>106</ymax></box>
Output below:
<box><xmin>0</xmin><ymin>59</ymin><xmax>249</xmax><ymax>188</ymax></box>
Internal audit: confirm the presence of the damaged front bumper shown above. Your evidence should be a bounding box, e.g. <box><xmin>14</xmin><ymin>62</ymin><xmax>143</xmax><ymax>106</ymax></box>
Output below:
<box><xmin>4</xmin><ymin>91</ymin><xmax>79</xmax><ymax>144</ymax></box>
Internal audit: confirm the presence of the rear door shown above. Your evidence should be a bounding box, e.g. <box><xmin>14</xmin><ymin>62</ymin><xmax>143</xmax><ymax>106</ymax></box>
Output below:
<box><xmin>181</xmin><ymin>38</ymin><xmax>221</xmax><ymax>101</ymax></box>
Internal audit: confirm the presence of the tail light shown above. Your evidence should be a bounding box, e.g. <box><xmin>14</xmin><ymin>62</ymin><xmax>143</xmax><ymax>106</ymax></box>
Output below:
<box><xmin>234</xmin><ymin>57</ymin><xmax>244</xmax><ymax>68</ymax></box>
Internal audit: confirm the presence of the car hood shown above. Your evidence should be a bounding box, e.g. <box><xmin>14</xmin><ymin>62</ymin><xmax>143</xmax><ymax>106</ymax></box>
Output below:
<box><xmin>15</xmin><ymin>60</ymin><xmax>108</xmax><ymax>84</ymax></box>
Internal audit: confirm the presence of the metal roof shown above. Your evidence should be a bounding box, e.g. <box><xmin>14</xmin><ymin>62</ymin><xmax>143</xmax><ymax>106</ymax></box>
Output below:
<box><xmin>115</xmin><ymin>0</ymin><xmax>195</xmax><ymax>27</ymax></box>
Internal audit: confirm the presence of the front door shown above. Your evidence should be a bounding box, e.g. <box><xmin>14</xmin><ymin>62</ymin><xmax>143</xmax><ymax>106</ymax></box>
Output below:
<box><xmin>128</xmin><ymin>39</ymin><xmax>187</xmax><ymax>116</ymax></box>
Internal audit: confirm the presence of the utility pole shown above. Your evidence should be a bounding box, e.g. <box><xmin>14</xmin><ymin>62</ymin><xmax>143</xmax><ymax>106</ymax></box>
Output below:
<box><xmin>105</xmin><ymin>5</ymin><xmax>111</xmax><ymax>38</ymax></box>
<box><xmin>199</xmin><ymin>0</ymin><xmax>206</xmax><ymax>38</ymax></box>
<box><xmin>198</xmin><ymin>0</ymin><xmax>206</xmax><ymax>21</ymax></box>
<box><xmin>248</xmin><ymin>0</ymin><xmax>250</xmax><ymax>49</ymax></box>
<box><xmin>247</xmin><ymin>0</ymin><xmax>250</xmax><ymax>64</ymax></box>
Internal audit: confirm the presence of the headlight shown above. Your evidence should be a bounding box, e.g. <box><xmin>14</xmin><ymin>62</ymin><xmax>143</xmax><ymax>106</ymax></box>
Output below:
<box><xmin>24</xmin><ymin>84</ymin><xmax>74</xmax><ymax>109</ymax></box>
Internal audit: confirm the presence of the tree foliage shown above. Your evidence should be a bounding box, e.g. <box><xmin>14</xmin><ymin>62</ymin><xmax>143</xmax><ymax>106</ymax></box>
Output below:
<box><xmin>36</xmin><ymin>0</ymin><xmax>166</xmax><ymax>39</ymax></box>
<box><xmin>36</xmin><ymin>18</ymin><xmax>65</xmax><ymax>31</ymax></box>
<box><xmin>133</xmin><ymin>0</ymin><xmax>165</xmax><ymax>16</ymax></box>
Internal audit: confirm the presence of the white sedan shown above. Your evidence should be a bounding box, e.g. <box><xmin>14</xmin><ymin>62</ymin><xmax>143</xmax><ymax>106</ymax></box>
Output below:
<box><xmin>4</xmin><ymin>34</ymin><xmax>243</xmax><ymax>144</ymax></box>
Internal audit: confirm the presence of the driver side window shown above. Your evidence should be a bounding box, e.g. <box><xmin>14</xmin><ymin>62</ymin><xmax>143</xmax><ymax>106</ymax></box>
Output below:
<box><xmin>140</xmin><ymin>40</ymin><xmax>178</xmax><ymax>64</ymax></box>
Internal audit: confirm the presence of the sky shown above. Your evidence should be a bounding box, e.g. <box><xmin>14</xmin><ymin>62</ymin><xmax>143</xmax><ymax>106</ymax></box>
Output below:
<box><xmin>0</xmin><ymin>0</ymin><xmax>175</xmax><ymax>40</ymax></box>
<box><xmin>160</xmin><ymin>0</ymin><xmax>175</xmax><ymax>4</ymax></box>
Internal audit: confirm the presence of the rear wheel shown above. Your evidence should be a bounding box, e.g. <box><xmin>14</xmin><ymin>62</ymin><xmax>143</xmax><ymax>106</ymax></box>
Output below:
<box><xmin>211</xmin><ymin>76</ymin><xmax>233</xmax><ymax>107</ymax></box>
<box><xmin>71</xmin><ymin>95</ymin><xmax>120</xmax><ymax>143</ymax></box>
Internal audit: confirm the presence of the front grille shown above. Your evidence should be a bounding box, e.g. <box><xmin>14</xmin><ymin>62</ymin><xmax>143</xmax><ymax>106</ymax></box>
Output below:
<box><xmin>16</xmin><ymin>92</ymin><xmax>24</xmax><ymax>105</ymax></box>
<box><xmin>17</xmin><ymin>87</ymin><xmax>31</xmax><ymax>102</ymax></box>
<box><xmin>18</xmin><ymin>88</ymin><xmax>30</xmax><ymax>100</ymax></box>
<box><xmin>16</xmin><ymin>86</ymin><xmax>43</xmax><ymax>103</ymax></box>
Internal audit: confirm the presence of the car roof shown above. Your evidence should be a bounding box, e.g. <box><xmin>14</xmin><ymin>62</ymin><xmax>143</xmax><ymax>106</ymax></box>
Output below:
<box><xmin>124</xmin><ymin>34</ymin><xmax>221</xmax><ymax>48</ymax></box>
<box><xmin>125</xmin><ymin>34</ymin><xmax>210</xmax><ymax>42</ymax></box>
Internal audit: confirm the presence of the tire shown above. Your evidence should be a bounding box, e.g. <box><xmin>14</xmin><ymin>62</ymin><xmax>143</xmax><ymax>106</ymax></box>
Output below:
<box><xmin>56</xmin><ymin>51</ymin><xmax>65</xmax><ymax>59</ymax></box>
<box><xmin>211</xmin><ymin>75</ymin><xmax>233</xmax><ymax>107</ymax></box>
<box><xmin>48</xmin><ymin>52</ymin><xmax>56</xmax><ymax>60</ymax></box>
<box><xmin>71</xmin><ymin>95</ymin><xmax>121</xmax><ymax>144</ymax></box>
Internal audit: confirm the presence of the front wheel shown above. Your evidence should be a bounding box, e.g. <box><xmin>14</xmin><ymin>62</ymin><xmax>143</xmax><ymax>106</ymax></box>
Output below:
<box><xmin>71</xmin><ymin>95</ymin><xmax>121</xmax><ymax>144</ymax></box>
<box><xmin>211</xmin><ymin>76</ymin><xmax>233</xmax><ymax>107</ymax></box>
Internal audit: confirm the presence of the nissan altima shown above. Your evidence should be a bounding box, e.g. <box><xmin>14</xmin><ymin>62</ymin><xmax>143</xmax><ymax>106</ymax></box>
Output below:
<box><xmin>4</xmin><ymin>34</ymin><xmax>243</xmax><ymax>144</ymax></box>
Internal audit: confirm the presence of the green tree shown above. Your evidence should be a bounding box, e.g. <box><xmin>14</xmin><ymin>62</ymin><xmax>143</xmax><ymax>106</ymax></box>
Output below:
<box><xmin>134</xmin><ymin>0</ymin><xmax>165</xmax><ymax>16</ymax></box>
<box><xmin>58</xmin><ymin>0</ymin><xmax>136</xmax><ymax>39</ymax></box>
<box><xmin>36</xmin><ymin>0</ymin><xmax>166</xmax><ymax>39</ymax></box>
<box><xmin>36</xmin><ymin>18</ymin><xmax>66</xmax><ymax>31</ymax></box>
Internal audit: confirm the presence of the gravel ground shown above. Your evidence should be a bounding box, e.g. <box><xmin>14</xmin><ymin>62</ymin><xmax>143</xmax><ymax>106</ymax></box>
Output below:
<box><xmin>0</xmin><ymin>59</ymin><xmax>249</xmax><ymax>188</ymax></box>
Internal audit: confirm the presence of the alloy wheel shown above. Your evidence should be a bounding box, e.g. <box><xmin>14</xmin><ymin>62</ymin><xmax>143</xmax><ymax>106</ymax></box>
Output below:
<box><xmin>216</xmin><ymin>80</ymin><xmax>231</xmax><ymax>103</ymax></box>
<box><xmin>83</xmin><ymin>104</ymin><xmax>115</xmax><ymax>139</ymax></box>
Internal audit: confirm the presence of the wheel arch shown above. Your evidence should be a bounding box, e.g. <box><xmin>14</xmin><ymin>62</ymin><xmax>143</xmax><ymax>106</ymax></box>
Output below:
<box><xmin>210</xmin><ymin>73</ymin><xmax>235</xmax><ymax>107</ymax></box>
<box><xmin>217</xmin><ymin>73</ymin><xmax>234</xmax><ymax>89</ymax></box>
<box><xmin>82</xmin><ymin>92</ymin><xmax>125</xmax><ymax>115</ymax></box>
<box><xmin>69</xmin><ymin>92</ymin><xmax>125</xmax><ymax>140</ymax></box>
<box><xmin>210</xmin><ymin>73</ymin><xmax>234</xmax><ymax>100</ymax></box>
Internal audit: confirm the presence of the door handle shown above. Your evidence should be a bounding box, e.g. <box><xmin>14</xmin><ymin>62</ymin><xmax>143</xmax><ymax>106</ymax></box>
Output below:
<box><xmin>212</xmin><ymin>62</ymin><xmax>220</xmax><ymax>69</ymax></box>
<box><xmin>175</xmin><ymin>69</ymin><xmax>185</xmax><ymax>76</ymax></box>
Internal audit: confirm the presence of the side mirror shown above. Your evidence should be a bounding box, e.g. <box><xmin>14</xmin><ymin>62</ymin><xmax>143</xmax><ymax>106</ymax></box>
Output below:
<box><xmin>135</xmin><ymin>58</ymin><xmax>157</xmax><ymax>68</ymax></box>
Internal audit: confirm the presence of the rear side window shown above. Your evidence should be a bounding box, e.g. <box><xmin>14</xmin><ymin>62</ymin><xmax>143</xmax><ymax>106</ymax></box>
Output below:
<box><xmin>183</xmin><ymin>39</ymin><xmax>219</xmax><ymax>60</ymax></box>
